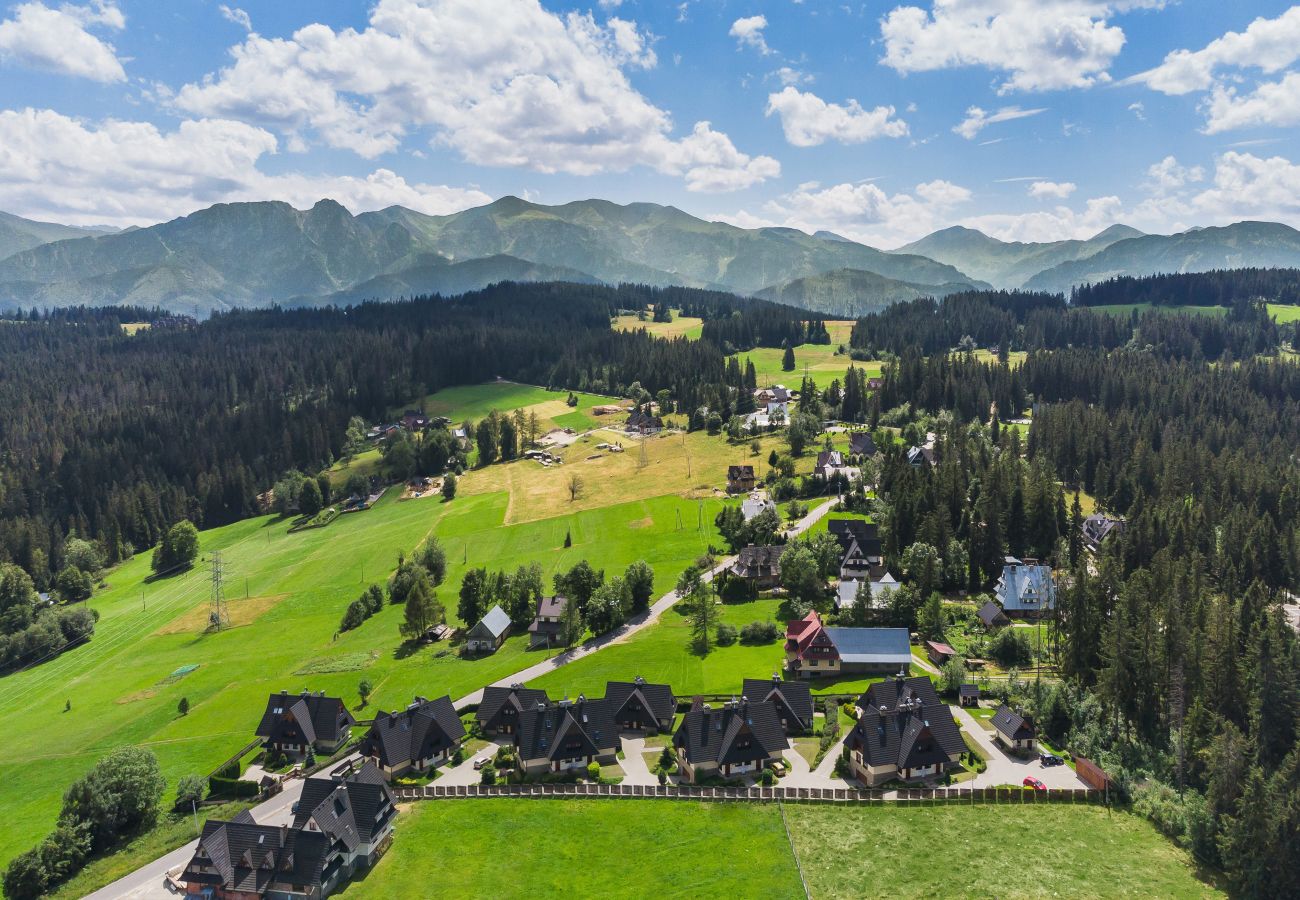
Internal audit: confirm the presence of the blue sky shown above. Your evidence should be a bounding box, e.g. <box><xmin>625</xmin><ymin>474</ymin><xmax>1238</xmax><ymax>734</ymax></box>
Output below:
<box><xmin>1</xmin><ymin>0</ymin><xmax>1298</xmax><ymax>245</ymax></box>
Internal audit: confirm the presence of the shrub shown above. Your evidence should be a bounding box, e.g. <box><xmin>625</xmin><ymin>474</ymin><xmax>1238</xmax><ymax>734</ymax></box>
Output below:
<box><xmin>587</xmin><ymin>761</ymin><xmax>601</xmax><ymax>781</ymax></box>
<box><xmin>715</xmin><ymin>623</ymin><xmax>738</xmax><ymax>646</ymax></box>
<box><xmin>739</xmin><ymin>621</ymin><xmax>779</xmax><ymax>644</ymax></box>
<box><xmin>480</xmin><ymin>764</ymin><xmax>497</xmax><ymax>786</ymax></box>
<box><xmin>760</xmin><ymin>767</ymin><xmax>777</xmax><ymax>786</ymax></box>
<box><xmin>174</xmin><ymin>774</ymin><xmax>206</xmax><ymax>809</ymax></box>
<box><xmin>988</xmin><ymin>627</ymin><xmax>1033</xmax><ymax>668</ymax></box>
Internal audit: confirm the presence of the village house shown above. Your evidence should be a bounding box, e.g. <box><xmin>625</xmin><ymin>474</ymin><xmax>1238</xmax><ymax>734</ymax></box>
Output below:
<box><xmin>742</xmin><ymin>675</ymin><xmax>815</xmax><ymax>734</ymax></box>
<box><xmin>401</xmin><ymin>409</ymin><xmax>429</xmax><ymax>430</ymax></box>
<box><xmin>785</xmin><ymin>611</ymin><xmax>912</xmax><ymax>678</ymax></box>
<box><xmin>465</xmin><ymin>604</ymin><xmax>512</xmax><ymax>654</ymax></box>
<box><xmin>527</xmin><ymin>595</ymin><xmax>568</xmax><ymax>650</ymax></box>
<box><xmin>741</xmin><ymin>494</ymin><xmax>776</xmax><ymax>522</ymax></box>
<box><xmin>726</xmin><ymin>464</ymin><xmax>756</xmax><ymax>494</ymax></box>
<box><xmin>996</xmin><ymin>557</ymin><xmax>1057</xmax><ymax>618</ymax></box>
<box><xmin>907</xmin><ymin>445</ymin><xmax>936</xmax><ymax>468</ymax></box>
<box><xmin>181</xmin><ymin>762</ymin><xmax>395</xmax><ymax>899</ymax></box>
<box><xmin>992</xmin><ymin>705</ymin><xmax>1038</xmax><ymax>754</ymax></box>
<box><xmin>625</xmin><ymin>409</ymin><xmax>664</xmax><ymax>435</ymax></box>
<box><xmin>829</xmin><ymin>520</ymin><xmax>884</xmax><ymax>571</ymax></box>
<box><xmin>976</xmin><ymin>599</ymin><xmax>1011</xmax><ymax>630</ymax></box>
<box><xmin>845</xmin><ymin>676</ymin><xmax>965</xmax><ymax>786</ymax></box>
<box><xmin>958</xmin><ymin>684</ymin><xmax>981</xmax><ymax>708</ymax></box>
<box><xmin>360</xmin><ymin>695</ymin><xmax>466</xmax><ymax>780</ymax></box>
<box><xmin>1082</xmin><ymin>513</ymin><xmax>1126</xmax><ymax>552</ymax></box>
<box><xmin>672</xmin><ymin>698</ymin><xmax>789</xmax><ymax>783</ymax></box>
<box><xmin>848</xmin><ymin>431</ymin><xmax>878</xmax><ymax>458</ymax></box>
<box><xmin>729</xmin><ymin>544</ymin><xmax>785</xmax><ymax>589</ymax></box>
<box><xmin>813</xmin><ymin>449</ymin><xmax>860</xmax><ymax>482</ymax></box>
<box><xmin>514</xmin><ymin>696</ymin><xmax>619</xmax><ymax>775</ymax></box>
<box><xmin>604</xmin><ymin>676</ymin><xmax>677</xmax><ymax>733</ymax></box>
<box><xmin>255</xmin><ymin>690</ymin><xmax>355</xmax><ymax>759</ymax></box>
<box><xmin>475</xmin><ymin>684</ymin><xmax>551</xmax><ymax>736</ymax></box>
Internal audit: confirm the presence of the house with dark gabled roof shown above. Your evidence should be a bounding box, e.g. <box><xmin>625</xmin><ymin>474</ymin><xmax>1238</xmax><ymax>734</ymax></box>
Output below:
<box><xmin>907</xmin><ymin>445</ymin><xmax>936</xmax><ymax>468</ymax></box>
<box><xmin>604</xmin><ymin>677</ymin><xmax>676</xmax><ymax>733</ymax></box>
<box><xmin>848</xmin><ymin>432</ymin><xmax>878</xmax><ymax>458</ymax></box>
<box><xmin>255</xmin><ymin>690</ymin><xmax>355</xmax><ymax>758</ymax></box>
<box><xmin>730</xmin><ymin>544</ymin><xmax>785</xmax><ymax>589</ymax></box>
<box><xmin>527</xmin><ymin>595</ymin><xmax>567</xmax><ymax>650</ymax></box>
<box><xmin>958</xmin><ymin>684</ymin><xmax>981</xmax><ymax>707</ymax></box>
<box><xmin>991</xmin><ymin>704</ymin><xmax>1037</xmax><ymax>754</ymax></box>
<box><xmin>996</xmin><ymin>559</ymin><xmax>1056</xmax><ymax>618</ymax></box>
<box><xmin>672</xmin><ymin>698</ymin><xmax>789</xmax><ymax>783</ymax></box>
<box><xmin>742</xmin><ymin>674</ymin><xmax>814</xmax><ymax>735</ymax></box>
<box><xmin>181</xmin><ymin>762</ymin><xmax>394</xmax><ymax>900</ymax></box>
<box><xmin>828</xmin><ymin>519</ymin><xmax>883</xmax><ymax>567</ymax></box>
<box><xmin>1082</xmin><ymin>513</ymin><xmax>1125</xmax><ymax>552</ymax></box>
<box><xmin>977</xmin><ymin>600</ymin><xmax>1011</xmax><ymax>629</ymax></box>
<box><xmin>846</xmin><ymin>676</ymin><xmax>965</xmax><ymax>786</ymax></box>
<box><xmin>360</xmin><ymin>696</ymin><xmax>466</xmax><ymax>779</ymax></box>
<box><xmin>726</xmin><ymin>465</ymin><xmax>756</xmax><ymax>494</ymax></box>
<box><xmin>465</xmin><ymin>604</ymin><xmax>512</xmax><ymax>654</ymax></box>
<box><xmin>475</xmin><ymin>684</ymin><xmax>551</xmax><ymax>736</ymax></box>
<box><xmin>514</xmin><ymin>695</ymin><xmax>619</xmax><ymax>775</ymax></box>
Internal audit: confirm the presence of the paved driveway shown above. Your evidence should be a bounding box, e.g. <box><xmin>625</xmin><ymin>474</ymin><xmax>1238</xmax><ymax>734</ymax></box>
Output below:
<box><xmin>953</xmin><ymin>705</ymin><xmax>1088</xmax><ymax>789</ymax></box>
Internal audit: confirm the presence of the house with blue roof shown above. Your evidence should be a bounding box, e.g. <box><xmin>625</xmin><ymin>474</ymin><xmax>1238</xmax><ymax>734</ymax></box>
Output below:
<box><xmin>996</xmin><ymin>558</ymin><xmax>1056</xmax><ymax>618</ymax></box>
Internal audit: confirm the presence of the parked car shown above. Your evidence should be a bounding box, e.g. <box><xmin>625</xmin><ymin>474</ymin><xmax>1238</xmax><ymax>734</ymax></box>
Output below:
<box><xmin>1040</xmin><ymin>752</ymin><xmax>1065</xmax><ymax>767</ymax></box>
<box><xmin>472</xmin><ymin>756</ymin><xmax>491</xmax><ymax>771</ymax></box>
<box><xmin>1023</xmin><ymin>776</ymin><xmax>1046</xmax><ymax>791</ymax></box>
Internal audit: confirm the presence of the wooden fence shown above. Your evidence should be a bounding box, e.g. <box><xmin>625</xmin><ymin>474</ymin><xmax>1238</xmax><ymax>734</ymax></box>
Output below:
<box><xmin>393</xmin><ymin>783</ymin><xmax>1100</xmax><ymax>805</ymax></box>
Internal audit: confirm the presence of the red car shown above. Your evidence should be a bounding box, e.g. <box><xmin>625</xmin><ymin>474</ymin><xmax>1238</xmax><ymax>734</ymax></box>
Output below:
<box><xmin>1023</xmin><ymin>776</ymin><xmax>1046</xmax><ymax>791</ymax></box>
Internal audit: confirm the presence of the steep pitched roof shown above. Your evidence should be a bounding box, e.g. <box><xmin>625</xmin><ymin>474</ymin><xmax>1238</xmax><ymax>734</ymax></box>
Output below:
<box><xmin>727</xmin><ymin>465</ymin><xmax>755</xmax><ymax>480</ymax></box>
<box><xmin>470</xmin><ymin>604</ymin><xmax>512</xmax><ymax>640</ymax></box>
<box><xmin>536</xmin><ymin>595</ymin><xmax>567</xmax><ymax>618</ymax></box>
<box><xmin>672</xmin><ymin>700</ymin><xmax>789</xmax><ymax>765</ymax></box>
<box><xmin>815</xmin><ymin>450</ymin><xmax>844</xmax><ymax>470</ymax></box>
<box><xmin>741</xmin><ymin>496</ymin><xmax>775</xmax><ymax>521</ymax></box>
<box><xmin>516</xmin><ymin>697</ymin><xmax>618</xmax><ymax>762</ymax></box>
<box><xmin>476</xmin><ymin>685</ymin><xmax>550</xmax><ymax>726</ymax></box>
<box><xmin>732</xmin><ymin>544</ymin><xmax>785</xmax><ymax>578</ymax></box>
<box><xmin>849</xmin><ymin>432</ymin><xmax>877</xmax><ymax>456</ymax></box>
<box><xmin>183</xmin><ymin>818</ymin><xmax>330</xmax><ymax>894</ymax></box>
<box><xmin>361</xmin><ymin>696</ymin><xmax>465</xmax><ymax>770</ymax></box>
<box><xmin>996</xmin><ymin>563</ymin><xmax>1056</xmax><ymax>611</ymax></box>
<box><xmin>255</xmin><ymin>691</ymin><xmax>354</xmax><ymax>747</ymax></box>
<box><xmin>292</xmin><ymin>761</ymin><xmax>395</xmax><ymax>852</ymax></box>
<box><xmin>849</xmin><ymin>676</ymin><xmax>964</xmax><ymax>771</ymax></box>
<box><xmin>604</xmin><ymin>678</ymin><xmax>676</xmax><ymax>726</ymax></box>
<box><xmin>827</xmin><ymin>519</ymin><xmax>882</xmax><ymax>558</ymax></box>
<box><xmin>977</xmin><ymin>600</ymin><xmax>1010</xmax><ymax>628</ymax></box>
<box><xmin>992</xmin><ymin>705</ymin><xmax>1036</xmax><ymax>742</ymax></box>
<box><xmin>822</xmin><ymin>627</ymin><xmax>911</xmax><ymax>666</ymax></box>
<box><xmin>742</xmin><ymin>677</ymin><xmax>814</xmax><ymax>731</ymax></box>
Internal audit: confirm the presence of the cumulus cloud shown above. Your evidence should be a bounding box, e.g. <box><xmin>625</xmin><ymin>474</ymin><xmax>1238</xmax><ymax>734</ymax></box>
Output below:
<box><xmin>1145</xmin><ymin>155</ymin><xmax>1204</xmax><ymax>194</ymax></box>
<box><xmin>219</xmin><ymin>5</ymin><xmax>252</xmax><ymax>32</ymax></box>
<box><xmin>774</xmin><ymin>66</ymin><xmax>812</xmax><ymax>86</ymax></box>
<box><xmin>1028</xmin><ymin>181</ymin><xmax>1077</xmax><ymax>199</ymax></box>
<box><xmin>0</xmin><ymin>0</ymin><xmax>126</xmax><ymax>82</ymax></box>
<box><xmin>173</xmin><ymin>0</ymin><xmax>773</xmax><ymax>192</ymax></box>
<box><xmin>0</xmin><ymin>108</ymin><xmax>491</xmax><ymax>227</ymax></box>
<box><xmin>1129</xmin><ymin>7</ymin><xmax>1300</xmax><ymax>95</ymax></box>
<box><xmin>729</xmin><ymin>15</ymin><xmax>770</xmax><ymax>54</ymax></box>
<box><xmin>1203</xmin><ymin>72</ymin><xmax>1300</xmax><ymax>133</ymax></box>
<box><xmin>881</xmin><ymin>0</ymin><xmax>1163</xmax><ymax>93</ymax></box>
<box><xmin>953</xmin><ymin>104</ymin><xmax>1046</xmax><ymax>139</ymax></box>
<box><xmin>715</xmin><ymin>177</ymin><xmax>974</xmax><ymax>246</ymax></box>
<box><xmin>765</xmin><ymin>87</ymin><xmax>908</xmax><ymax>146</ymax></box>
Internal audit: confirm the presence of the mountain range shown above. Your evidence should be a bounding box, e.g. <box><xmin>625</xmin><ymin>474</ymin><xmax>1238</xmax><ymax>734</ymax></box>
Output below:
<box><xmin>1</xmin><ymin>197</ymin><xmax>1298</xmax><ymax>316</ymax></box>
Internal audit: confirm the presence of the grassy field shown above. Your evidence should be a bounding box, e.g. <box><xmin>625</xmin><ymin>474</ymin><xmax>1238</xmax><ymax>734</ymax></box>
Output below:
<box><xmin>335</xmin><ymin>800</ymin><xmax>1218</xmax><ymax>899</ymax></box>
<box><xmin>786</xmin><ymin>804</ymin><xmax>1220</xmax><ymax>898</ymax></box>
<box><xmin>0</xmin><ymin>484</ymin><xmax>726</xmax><ymax>872</ymax></box>
<box><xmin>338</xmin><ymin>800</ymin><xmax>802</xmax><ymax>898</ymax></box>
<box><xmin>403</xmin><ymin>381</ymin><xmax>624</xmax><ymax>434</ymax></box>
<box><xmin>613</xmin><ymin>310</ymin><xmax>705</xmax><ymax>340</ymax></box>
<box><xmin>730</xmin><ymin>322</ymin><xmax>871</xmax><ymax>387</ymax></box>
<box><xmin>1268</xmin><ymin>303</ymin><xmax>1300</xmax><ymax>323</ymax></box>
<box><xmin>1089</xmin><ymin>303</ymin><xmax>1228</xmax><ymax>318</ymax></box>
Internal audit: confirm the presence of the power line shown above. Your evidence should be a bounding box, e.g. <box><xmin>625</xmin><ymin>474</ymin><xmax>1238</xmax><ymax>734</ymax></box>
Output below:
<box><xmin>209</xmin><ymin>550</ymin><xmax>231</xmax><ymax>631</ymax></box>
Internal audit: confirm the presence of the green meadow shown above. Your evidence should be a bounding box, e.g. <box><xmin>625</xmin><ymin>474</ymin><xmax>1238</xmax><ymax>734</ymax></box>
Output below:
<box><xmin>1268</xmin><ymin>303</ymin><xmax>1300</xmax><ymax>324</ymax></box>
<box><xmin>405</xmin><ymin>381</ymin><xmax>623</xmax><ymax>433</ymax></box>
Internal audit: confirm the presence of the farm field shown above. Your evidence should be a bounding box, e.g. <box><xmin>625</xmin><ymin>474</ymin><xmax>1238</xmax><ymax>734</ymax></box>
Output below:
<box><xmin>404</xmin><ymin>381</ymin><xmax>624</xmax><ymax>433</ymax></box>
<box><xmin>0</xmin><ymin>484</ymin><xmax>726</xmax><ymax>872</ymax></box>
<box><xmin>787</xmin><ymin>803</ymin><xmax>1220</xmax><ymax>899</ymax></box>
<box><xmin>612</xmin><ymin>309</ymin><xmax>705</xmax><ymax>340</ymax></box>
<box><xmin>337</xmin><ymin>800</ymin><xmax>802</xmax><ymax>899</ymax></box>
<box><xmin>730</xmin><ymin>321</ymin><xmax>870</xmax><ymax>386</ymax></box>
<box><xmin>336</xmin><ymin>800</ymin><xmax>1218</xmax><ymax>899</ymax></box>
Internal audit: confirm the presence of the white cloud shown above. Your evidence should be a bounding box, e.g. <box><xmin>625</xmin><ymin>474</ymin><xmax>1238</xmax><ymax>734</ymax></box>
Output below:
<box><xmin>1028</xmin><ymin>180</ymin><xmax>1077</xmax><ymax>199</ymax></box>
<box><xmin>1144</xmin><ymin>155</ymin><xmax>1204</xmax><ymax>194</ymax></box>
<box><xmin>774</xmin><ymin>66</ymin><xmax>812</xmax><ymax>86</ymax></box>
<box><xmin>729</xmin><ymin>15</ymin><xmax>770</xmax><ymax>54</ymax></box>
<box><xmin>174</xmin><ymin>0</ymin><xmax>773</xmax><ymax>192</ymax></box>
<box><xmin>1130</xmin><ymin>7</ymin><xmax>1300</xmax><ymax>95</ymax></box>
<box><xmin>1128</xmin><ymin>101</ymin><xmax>1145</xmax><ymax>120</ymax></box>
<box><xmin>953</xmin><ymin>104</ymin><xmax>1046</xmax><ymax>139</ymax></box>
<box><xmin>716</xmin><ymin>177</ymin><xmax>974</xmax><ymax>246</ymax></box>
<box><xmin>599</xmin><ymin>0</ymin><xmax>623</xmax><ymax>7</ymax></box>
<box><xmin>880</xmin><ymin>0</ymin><xmax>1163</xmax><ymax>93</ymax></box>
<box><xmin>0</xmin><ymin>108</ymin><xmax>491</xmax><ymax>227</ymax></box>
<box><xmin>0</xmin><ymin>1</ymin><xmax>125</xmax><ymax>82</ymax></box>
<box><xmin>1203</xmin><ymin>72</ymin><xmax>1300</xmax><ymax>134</ymax></box>
<box><xmin>765</xmin><ymin>87</ymin><xmax>908</xmax><ymax>146</ymax></box>
<box><xmin>219</xmin><ymin>5</ymin><xmax>252</xmax><ymax>32</ymax></box>
<box><xmin>1190</xmin><ymin>151</ymin><xmax>1300</xmax><ymax>222</ymax></box>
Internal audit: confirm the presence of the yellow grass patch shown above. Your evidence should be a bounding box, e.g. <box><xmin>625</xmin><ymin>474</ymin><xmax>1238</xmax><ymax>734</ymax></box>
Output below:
<box><xmin>627</xmin><ymin>516</ymin><xmax>655</xmax><ymax>529</ymax></box>
<box><xmin>115</xmin><ymin>688</ymin><xmax>157</xmax><ymax>705</ymax></box>
<box><xmin>154</xmin><ymin>593</ymin><xmax>289</xmax><ymax>635</ymax></box>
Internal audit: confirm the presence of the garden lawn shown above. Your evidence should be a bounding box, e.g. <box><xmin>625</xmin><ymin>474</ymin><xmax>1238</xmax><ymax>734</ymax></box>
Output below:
<box><xmin>786</xmin><ymin>803</ymin><xmax>1221</xmax><ymax>899</ymax></box>
<box><xmin>0</xmin><ymin>486</ymin><xmax>723</xmax><ymax>872</ymax></box>
<box><xmin>336</xmin><ymin>800</ymin><xmax>802</xmax><ymax>899</ymax></box>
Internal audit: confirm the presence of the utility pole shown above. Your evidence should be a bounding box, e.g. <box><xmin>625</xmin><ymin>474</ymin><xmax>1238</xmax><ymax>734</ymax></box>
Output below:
<box><xmin>209</xmin><ymin>550</ymin><xmax>230</xmax><ymax>631</ymax></box>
